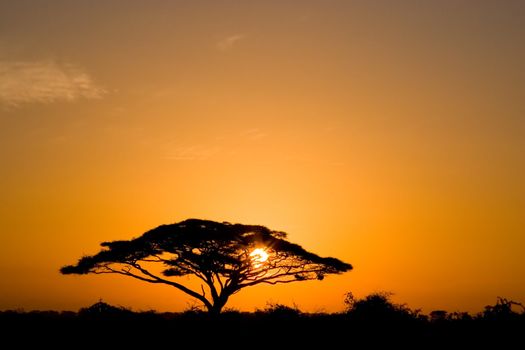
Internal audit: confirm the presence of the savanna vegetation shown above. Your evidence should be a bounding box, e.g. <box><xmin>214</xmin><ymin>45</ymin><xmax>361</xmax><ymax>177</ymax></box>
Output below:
<box><xmin>4</xmin><ymin>220</ymin><xmax>522</xmax><ymax>346</ymax></box>
<box><xmin>2</xmin><ymin>294</ymin><xmax>523</xmax><ymax>347</ymax></box>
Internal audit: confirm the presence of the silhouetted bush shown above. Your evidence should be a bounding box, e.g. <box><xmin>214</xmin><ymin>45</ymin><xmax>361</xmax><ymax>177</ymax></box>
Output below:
<box><xmin>76</xmin><ymin>300</ymin><xmax>135</xmax><ymax>323</ymax></box>
<box><xmin>256</xmin><ymin>302</ymin><xmax>302</xmax><ymax>319</ymax></box>
<box><xmin>344</xmin><ymin>291</ymin><xmax>420</xmax><ymax>324</ymax></box>
<box><xmin>481</xmin><ymin>297</ymin><xmax>524</xmax><ymax>322</ymax></box>
<box><xmin>2</xmin><ymin>295</ymin><xmax>524</xmax><ymax>347</ymax></box>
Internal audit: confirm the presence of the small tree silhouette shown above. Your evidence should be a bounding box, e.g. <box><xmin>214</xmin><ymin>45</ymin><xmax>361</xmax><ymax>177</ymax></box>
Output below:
<box><xmin>483</xmin><ymin>297</ymin><xmax>525</xmax><ymax>321</ymax></box>
<box><xmin>344</xmin><ymin>292</ymin><xmax>417</xmax><ymax>322</ymax></box>
<box><xmin>61</xmin><ymin>219</ymin><xmax>352</xmax><ymax>314</ymax></box>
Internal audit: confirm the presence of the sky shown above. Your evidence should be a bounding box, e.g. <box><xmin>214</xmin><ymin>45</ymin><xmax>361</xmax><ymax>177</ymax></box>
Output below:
<box><xmin>0</xmin><ymin>0</ymin><xmax>524</xmax><ymax>313</ymax></box>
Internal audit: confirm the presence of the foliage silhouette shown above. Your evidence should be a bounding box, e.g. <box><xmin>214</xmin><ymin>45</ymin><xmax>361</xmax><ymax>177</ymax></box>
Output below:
<box><xmin>61</xmin><ymin>218</ymin><xmax>352</xmax><ymax>314</ymax></box>
<box><xmin>3</xmin><ymin>296</ymin><xmax>524</xmax><ymax>347</ymax></box>
<box><xmin>344</xmin><ymin>291</ymin><xmax>421</xmax><ymax>323</ymax></box>
<box><xmin>78</xmin><ymin>300</ymin><xmax>132</xmax><ymax>319</ymax></box>
<box><xmin>256</xmin><ymin>302</ymin><xmax>302</xmax><ymax>318</ymax></box>
<box><xmin>482</xmin><ymin>297</ymin><xmax>525</xmax><ymax>321</ymax></box>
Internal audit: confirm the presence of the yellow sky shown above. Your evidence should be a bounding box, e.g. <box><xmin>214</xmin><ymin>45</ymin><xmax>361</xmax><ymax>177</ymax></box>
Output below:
<box><xmin>0</xmin><ymin>1</ymin><xmax>524</xmax><ymax>313</ymax></box>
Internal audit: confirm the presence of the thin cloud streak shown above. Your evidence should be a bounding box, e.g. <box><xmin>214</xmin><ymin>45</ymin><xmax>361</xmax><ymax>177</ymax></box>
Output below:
<box><xmin>0</xmin><ymin>61</ymin><xmax>106</xmax><ymax>106</ymax></box>
<box><xmin>165</xmin><ymin>145</ymin><xmax>221</xmax><ymax>161</ymax></box>
<box><xmin>216</xmin><ymin>34</ymin><xmax>246</xmax><ymax>51</ymax></box>
<box><xmin>242</xmin><ymin>128</ymin><xmax>268</xmax><ymax>140</ymax></box>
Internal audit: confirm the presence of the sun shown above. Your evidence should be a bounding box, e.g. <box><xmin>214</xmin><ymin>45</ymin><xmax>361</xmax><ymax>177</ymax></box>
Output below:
<box><xmin>250</xmin><ymin>248</ymin><xmax>269</xmax><ymax>267</ymax></box>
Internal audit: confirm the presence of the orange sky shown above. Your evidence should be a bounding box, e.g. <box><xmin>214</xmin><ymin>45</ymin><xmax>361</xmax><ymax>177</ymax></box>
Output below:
<box><xmin>0</xmin><ymin>0</ymin><xmax>524</xmax><ymax>313</ymax></box>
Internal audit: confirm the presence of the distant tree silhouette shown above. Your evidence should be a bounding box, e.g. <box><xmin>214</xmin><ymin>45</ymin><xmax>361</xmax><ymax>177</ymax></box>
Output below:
<box><xmin>78</xmin><ymin>300</ymin><xmax>132</xmax><ymax>318</ymax></box>
<box><xmin>61</xmin><ymin>219</ymin><xmax>352</xmax><ymax>314</ymax></box>
<box><xmin>257</xmin><ymin>302</ymin><xmax>302</xmax><ymax>318</ymax></box>
<box><xmin>344</xmin><ymin>291</ymin><xmax>418</xmax><ymax>322</ymax></box>
<box><xmin>482</xmin><ymin>297</ymin><xmax>524</xmax><ymax>321</ymax></box>
<box><xmin>429</xmin><ymin>310</ymin><xmax>448</xmax><ymax>322</ymax></box>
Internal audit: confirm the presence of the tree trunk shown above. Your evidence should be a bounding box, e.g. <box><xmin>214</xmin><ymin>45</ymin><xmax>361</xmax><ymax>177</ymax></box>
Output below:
<box><xmin>208</xmin><ymin>304</ymin><xmax>223</xmax><ymax>316</ymax></box>
<box><xmin>207</xmin><ymin>294</ymin><xmax>230</xmax><ymax>315</ymax></box>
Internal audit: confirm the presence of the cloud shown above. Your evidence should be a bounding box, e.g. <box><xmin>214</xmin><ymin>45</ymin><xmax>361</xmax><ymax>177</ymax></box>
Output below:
<box><xmin>0</xmin><ymin>61</ymin><xmax>106</xmax><ymax>106</ymax></box>
<box><xmin>216</xmin><ymin>34</ymin><xmax>246</xmax><ymax>51</ymax></box>
<box><xmin>241</xmin><ymin>128</ymin><xmax>267</xmax><ymax>140</ymax></box>
<box><xmin>165</xmin><ymin>145</ymin><xmax>221</xmax><ymax>161</ymax></box>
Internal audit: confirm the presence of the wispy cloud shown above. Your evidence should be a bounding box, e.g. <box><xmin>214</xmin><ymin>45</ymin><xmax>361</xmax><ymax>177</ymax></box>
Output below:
<box><xmin>165</xmin><ymin>129</ymin><xmax>267</xmax><ymax>161</ymax></box>
<box><xmin>241</xmin><ymin>128</ymin><xmax>268</xmax><ymax>140</ymax></box>
<box><xmin>216</xmin><ymin>34</ymin><xmax>246</xmax><ymax>51</ymax></box>
<box><xmin>0</xmin><ymin>61</ymin><xmax>106</xmax><ymax>107</ymax></box>
<box><xmin>165</xmin><ymin>145</ymin><xmax>221</xmax><ymax>161</ymax></box>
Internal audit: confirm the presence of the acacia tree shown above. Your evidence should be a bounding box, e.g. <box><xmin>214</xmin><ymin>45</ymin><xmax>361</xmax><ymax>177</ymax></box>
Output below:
<box><xmin>61</xmin><ymin>219</ymin><xmax>352</xmax><ymax>314</ymax></box>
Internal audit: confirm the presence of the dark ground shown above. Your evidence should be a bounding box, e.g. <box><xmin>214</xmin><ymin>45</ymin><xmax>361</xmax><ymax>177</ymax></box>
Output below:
<box><xmin>1</xmin><ymin>296</ymin><xmax>523</xmax><ymax>348</ymax></box>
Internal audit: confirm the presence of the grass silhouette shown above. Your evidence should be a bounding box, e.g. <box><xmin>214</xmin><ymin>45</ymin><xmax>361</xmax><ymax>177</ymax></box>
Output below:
<box><xmin>1</xmin><ymin>293</ymin><xmax>523</xmax><ymax>347</ymax></box>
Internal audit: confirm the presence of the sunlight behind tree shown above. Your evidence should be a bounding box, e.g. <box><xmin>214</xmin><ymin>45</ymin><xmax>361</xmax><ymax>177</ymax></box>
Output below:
<box><xmin>61</xmin><ymin>219</ymin><xmax>352</xmax><ymax>314</ymax></box>
<box><xmin>250</xmin><ymin>248</ymin><xmax>269</xmax><ymax>268</ymax></box>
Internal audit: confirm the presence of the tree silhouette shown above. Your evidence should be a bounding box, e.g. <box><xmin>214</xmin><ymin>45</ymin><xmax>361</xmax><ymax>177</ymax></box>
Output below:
<box><xmin>61</xmin><ymin>219</ymin><xmax>352</xmax><ymax>314</ymax></box>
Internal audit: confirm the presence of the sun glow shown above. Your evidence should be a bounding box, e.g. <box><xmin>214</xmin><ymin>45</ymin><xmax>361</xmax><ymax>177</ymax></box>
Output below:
<box><xmin>250</xmin><ymin>248</ymin><xmax>269</xmax><ymax>267</ymax></box>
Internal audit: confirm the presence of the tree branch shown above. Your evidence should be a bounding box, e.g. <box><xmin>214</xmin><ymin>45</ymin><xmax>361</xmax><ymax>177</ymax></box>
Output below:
<box><xmin>237</xmin><ymin>268</ymin><xmax>324</xmax><ymax>289</ymax></box>
<box><xmin>214</xmin><ymin>272</ymin><xmax>224</xmax><ymax>292</ymax></box>
<box><xmin>95</xmin><ymin>263</ymin><xmax>213</xmax><ymax>311</ymax></box>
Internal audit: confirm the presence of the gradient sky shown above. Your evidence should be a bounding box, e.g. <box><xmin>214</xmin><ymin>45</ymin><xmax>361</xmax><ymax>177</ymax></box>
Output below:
<box><xmin>1</xmin><ymin>0</ymin><xmax>524</xmax><ymax>313</ymax></box>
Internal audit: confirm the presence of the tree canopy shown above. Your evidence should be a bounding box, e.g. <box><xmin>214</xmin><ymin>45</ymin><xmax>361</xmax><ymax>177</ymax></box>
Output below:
<box><xmin>61</xmin><ymin>219</ymin><xmax>352</xmax><ymax>313</ymax></box>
